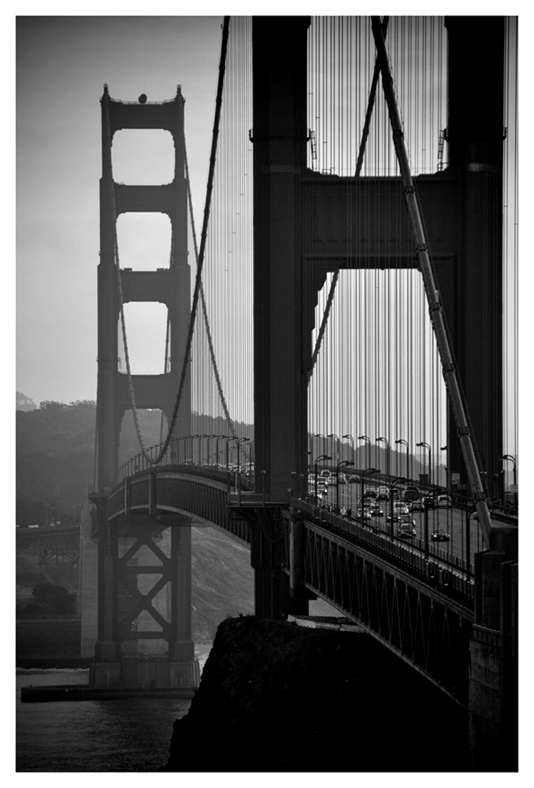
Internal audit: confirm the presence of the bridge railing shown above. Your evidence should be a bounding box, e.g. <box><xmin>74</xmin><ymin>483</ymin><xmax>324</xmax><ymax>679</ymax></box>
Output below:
<box><xmin>291</xmin><ymin>498</ymin><xmax>475</xmax><ymax>609</ymax></box>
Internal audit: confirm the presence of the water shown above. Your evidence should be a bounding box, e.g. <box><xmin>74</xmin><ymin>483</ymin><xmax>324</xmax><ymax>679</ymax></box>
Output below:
<box><xmin>16</xmin><ymin>669</ymin><xmax>192</xmax><ymax>772</ymax></box>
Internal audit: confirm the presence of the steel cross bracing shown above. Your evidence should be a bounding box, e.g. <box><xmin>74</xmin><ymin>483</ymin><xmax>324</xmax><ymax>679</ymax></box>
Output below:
<box><xmin>104</xmin><ymin>463</ymin><xmax>477</xmax><ymax>703</ymax></box>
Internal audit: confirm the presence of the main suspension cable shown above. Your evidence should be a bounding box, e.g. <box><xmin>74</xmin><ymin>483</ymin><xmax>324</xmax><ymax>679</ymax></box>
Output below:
<box><xmin>109</xmin><ymin>16</ymin><xmax>231</xmax><ymax>467</ymax></box>
<box><xmin>185</xmin><ymin>145</ymin><xmax>237</xmax><ymax>439</ymax></box>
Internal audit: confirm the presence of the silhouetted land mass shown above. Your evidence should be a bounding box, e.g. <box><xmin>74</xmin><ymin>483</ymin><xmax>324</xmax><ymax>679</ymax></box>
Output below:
<box><xmin>164</xmin><ymin>615</ymin><xmax>470</xmax><ymax>773</ymax></box>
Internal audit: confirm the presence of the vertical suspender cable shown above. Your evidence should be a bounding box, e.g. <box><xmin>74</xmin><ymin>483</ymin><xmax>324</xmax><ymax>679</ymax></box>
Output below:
<box><xmin>371</xmin><ymin>16</ymin><xmax>493</xmax><ymax>545</ymax></box>
<box><xmin>308</xmin><ymin>16</ymin><xmax>389</xmax><ymax>383</ymax></box>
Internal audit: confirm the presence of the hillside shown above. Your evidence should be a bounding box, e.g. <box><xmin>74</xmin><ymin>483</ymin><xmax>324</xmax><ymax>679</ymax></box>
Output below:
<box><xmin>17</xmin><ymin>522</ymin><xmax>336</xmax><ymax>641</ymax></box>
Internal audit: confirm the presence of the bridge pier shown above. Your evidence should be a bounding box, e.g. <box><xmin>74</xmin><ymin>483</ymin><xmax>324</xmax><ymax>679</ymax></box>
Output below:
<box><xmin>248</xmin><ymin>506</ymin><xmax>310</xmax><ymax>620</ymax></box>
<box><xmin>89</xmin><ymin>503</ymin><xmax>199</xmax><ymax>690</ymax></box>
<box><xmin>468</xmin><ymin>526</ymin><xmax>518</xmax><ymax>770</ymax></box>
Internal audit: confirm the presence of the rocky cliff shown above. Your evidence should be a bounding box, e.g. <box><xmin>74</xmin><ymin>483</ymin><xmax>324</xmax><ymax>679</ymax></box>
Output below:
<box><xmin>164</xmin><ymin>615</ymin><xmax>470</xmax><ymax>772</ymax></box>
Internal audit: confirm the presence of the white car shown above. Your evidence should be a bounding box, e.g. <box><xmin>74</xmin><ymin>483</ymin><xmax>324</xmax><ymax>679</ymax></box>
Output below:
<box><xmin>436</xmin><ymin>495</ymin><xmax>452</xmax><ymax>508</ymax></box>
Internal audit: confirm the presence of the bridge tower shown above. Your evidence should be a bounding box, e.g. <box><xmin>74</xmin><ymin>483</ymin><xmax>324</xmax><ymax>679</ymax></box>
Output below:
<box><xmin>88</xmin><ymin>86</ymin><xmax>198</xmax><ymax>690</ymax></box>
<box><xmin>251</xmin><ymin>16</ymin><xmax>516</xmax><ymax>767</ymax></box>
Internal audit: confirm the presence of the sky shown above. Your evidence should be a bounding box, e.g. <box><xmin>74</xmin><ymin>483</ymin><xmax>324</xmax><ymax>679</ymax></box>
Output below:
<box><xmin>16</xmin><ymin>13</ymin><xmax>224</xmax><ymax>406</ymax></box>
<box><xmin>11</xmin><ymin>4</ymin><xmax>527</xmax><ymax>467</ymax></box>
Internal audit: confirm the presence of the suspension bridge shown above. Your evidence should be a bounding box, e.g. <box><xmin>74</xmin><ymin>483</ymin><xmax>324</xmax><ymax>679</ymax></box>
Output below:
<box><xmin>81</xmin><ymin>16</ymin><xmax>517</xmax><ymax>769</ymax></box>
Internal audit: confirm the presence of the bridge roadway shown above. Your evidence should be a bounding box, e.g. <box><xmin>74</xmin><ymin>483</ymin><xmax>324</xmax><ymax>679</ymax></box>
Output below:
<box><xmin>105</xmin><ymin>463</ymin><xmax>479</xmax><ymax>704</ymax></box>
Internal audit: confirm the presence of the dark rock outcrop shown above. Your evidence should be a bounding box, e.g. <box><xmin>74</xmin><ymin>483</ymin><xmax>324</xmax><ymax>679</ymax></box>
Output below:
<box><xmin>164</xmin><ymin>615</ymin><xmax>469</xmax><ymax>772</ymax></box>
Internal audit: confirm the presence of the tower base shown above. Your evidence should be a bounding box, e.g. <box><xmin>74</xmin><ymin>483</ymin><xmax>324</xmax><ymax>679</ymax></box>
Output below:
<box><xmin>89</xmin><ymin>656</ymin><xmax>200</xmax><ymax>690</ymax></box>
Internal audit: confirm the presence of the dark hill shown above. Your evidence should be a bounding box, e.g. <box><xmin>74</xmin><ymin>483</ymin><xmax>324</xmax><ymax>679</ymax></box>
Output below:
<box><xmin>165</xmin><ymin>615</ymin><xmax>470</xmax><ymax>772</ymax></box>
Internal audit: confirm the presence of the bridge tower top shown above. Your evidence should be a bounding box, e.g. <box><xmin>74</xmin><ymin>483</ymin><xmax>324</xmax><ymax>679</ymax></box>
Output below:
<box><xmin>96</xmin><ymin>86</ymin><xmax>190</xmax><ymax>491</ymax></box>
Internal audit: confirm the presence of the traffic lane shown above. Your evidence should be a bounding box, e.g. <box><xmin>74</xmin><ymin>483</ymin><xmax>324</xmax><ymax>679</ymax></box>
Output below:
<box><xmin>321</xmin><ymin>484</ymin><xmax>484</xmax><ymax>563</ymax></box>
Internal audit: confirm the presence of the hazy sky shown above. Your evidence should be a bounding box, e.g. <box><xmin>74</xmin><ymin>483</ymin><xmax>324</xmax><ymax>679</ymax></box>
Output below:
<box><xmin>16</xmin><ymin>14</ymin><xmax>223</xmax><ymax>405</ymax></box>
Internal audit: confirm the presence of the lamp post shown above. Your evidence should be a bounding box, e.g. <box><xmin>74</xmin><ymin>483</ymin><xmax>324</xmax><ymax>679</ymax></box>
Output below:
<box><xmin>247</xmin><ymin>440</ymin><xmax>255</xmax><ymax>478</ymax></box>
<box><xmin>215</xmin><ymin>435</ymin><xmax>227</xmax><ymax>468</ymax></box>
<box><xmin>237</xmin><ymin>437</ymin><xmax>250</xmax><ymax>477</ymax></box>
<box><xmin>189</xmin><ymin>434</ymin><xmax>199</xmax><ymax>464</ymax></box>
<box><xmin>342</xmin><ymin>434</ymin><xmax>355</xmax><ymax>465</ymax></box>
<box><xmin>499</xmin><ymin>454</ymin><xmax>517</xmax><ymax>507</ymax></box>
<box><xmin>226</xmin><ymin>436</ymin><xmax>238</xmax><ymax>470</ymax></box>
<box><xmin>335</xmin><ymin>460</ymin><xmax>354</xmax><ymax>512</ymax></box>
<box><xmin>328</xmin><ymin>433</ymin><xmax>340</xmax><ymax>463</ymax></box>
<box><xmin>359</xmin><ymin>467</ymin><xmax>380</xmax><ymax>521</ymax></box>
<box><xmin>416</xmin><ymin>441</ymin><xmax>432</xmax><ymax>491</ymax></box>
<box><xmin>314</xmin><ymin>454</ymin><xmax>331</xmax><ymax>504</ymax></box>
<box><xmin>376</xmin><ymin>437</ymin><xmax>391</xmax><ymax>478</ymax></box>
<box><xmin>389</xmin><ymin>476</ymin><xmax>407</xmax><ymax>540</ymax></box>
<box><xmin>358</xmin><ymin>435</ymin><xmax>371</xmax><ymax>469</ymax></box>
<box><xmin>440</xmin><ymin>445</ymin><xmax>448</xmax><ymax>491</ymax></box>
<box><xmin>314</xmin><ymin>433</ymin><xmax>326</xmax><ymax>456</ymax></box>
<box><xmin>395</xmin><ymin>438</ymin><xmax>410</xmax><ymax>481</ymax></box>
<box><xmin>205</xmin><ymin>434</ymin><xmax>218</xmax><ymax>466</ymax></box>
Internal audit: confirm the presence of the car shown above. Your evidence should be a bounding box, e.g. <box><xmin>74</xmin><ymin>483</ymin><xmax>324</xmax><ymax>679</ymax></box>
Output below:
<box><xmin>376</xmin><ymin>485</ymin><xmax>390</xmax><ymax>500</ymax></box>
<box><xmin>363</xmin><ymin>487</ymin><xmax>377</xmax><ymax>498</ymax></box>
<box><xmin>403</xmin><ymin>485</ymin><xmax>420</xmax><ymax>503</ymax></box>
<box><xmin>393</xmin><ymin>502</ymin><xmax>410</xmax><ymax>515</ymax></box>
<box><xmin>410</xmin><ymin>500</ymin><xmax>424</xmax><ymax>512</ymax></box>
<box><xmin>337</xmin><ymin>473</ymin><xmax>347</xmax><ymax>485</ymax></box>
<box><xmin>386</xmin><ymin>512</ymin><xmax>401</xmax><ymax>523</ymax></box>
<box><xmin>397</xmin><ymin>521</ymin><xmax>417</xmax><ymax>538</ymax></box>
<box><xmin>358</xmin><ymin>509</ymin><xmax>372</xmax><ymax>521</ymax></box>
<box><xmin>320</xmin><ymin>469</ymin><xmax>331</xmax><ymax>480</ymax></box>
<box><xmin>369</xmin><ymin>503</ymin><xmax>384</xmax><ymax>517</ymax></box>
<box><xmin>348</xmin><ymin>474</ymin><xmax>360</xmax><ymax>483</ymax></box>
<box><xmin>436</xmin><ymin>494</ymin><xmax>452</xmax><ymax>508</ymax></box>
<box><xmin>421</xmin><ymin>496</ymin><xmax>437</xmax><ymax>509</ymax></box>
<box><xmin>431</xmin><ymin>529</ymin><xmax>450</xmax><ymax>541</ymax></box>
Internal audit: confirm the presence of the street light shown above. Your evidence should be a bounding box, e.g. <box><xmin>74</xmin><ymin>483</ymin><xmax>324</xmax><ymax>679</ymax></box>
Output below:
<box><xmin>358</xmin><ymin>435</ymin><xmax>371</xmax><ymax>469</ymax></box>
<box><xmin>342</xmin><ymin>434</ymin><xmax>355</xmax><ymax>465</ymax></box>
<box><xmin>226</xmin><ymin>436</ymin><xmax>239</xmax><ymax>469</ymax></box>
<box><xmin>315</xmin><ymin>433</ymin><xmax>326</xmax><ymax>456</ymax></box>
<box><xmin>499</xmin><ymin>454</ymin><xmax>517</xmax><ymax>506</ymax></box>
<box><xmin>359</xmin><ymin>467</ymin><xmax>380</xmax><ymax>521</ymax></box>
<box><xmin>335</xmin><ymin>460</ymin><xmax>354</xmax><ymax>512</ymax></box>
<box><xmin>214</xmin><ymin>435</ymin><xmax>227</xmax><ymax>468</ymax></box>
<box><xmin>237</xmin><ymin>437</ymin><xmax>251</xmax><ymax>476</ymax></box>
<box><xmin>388</xmin><ymin>476</ymin><xmax>407</xmax><ymax>540</ymax></box>
<box><xmin>395</xmin><ymin>438</ymin><xmax>410</xmax><ymax>481</ymax></box>
<box><xmin>205</xmin><ymin>434</ymin><xmax>218</xmax><ymax>466</ymax></box>
<box><xmin>328</xmin><ymin>433</ymin><xmax>339</xmax><ymax>462</ymax></box>
<box><xmin>314</xmin><ymin>454</ymin><xmax>331</xmax><ymax>504</ymax></box>
<box><xmin>440</xmin><ymin>445</ymin><xmax>448</xmax><ymax>491</ymax></box>
<box><xmin>376</xmin><ymin>437</ymin><xmax>391</xmax><ymax>478</ymax></box>
<box><xmin>416</xmin><ymin>441</ymin><xmax>432</xmax><ymax>490</ymax></box>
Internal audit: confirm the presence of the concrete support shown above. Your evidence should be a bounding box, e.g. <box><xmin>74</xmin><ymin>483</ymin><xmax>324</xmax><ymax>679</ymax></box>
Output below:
<box><xmin>468</xmin><ymin>527</ymin><xmax>518</xmax><ymax>770</ymax></box>
<box><xmin>252</xmin><ymin>17</ymin><xmax>310</xmax><ymax>506</ymax></box>
<box><xmin>89</xmin><ymin>514</ymin><xmax>198</xmax><ymax>689</ymax></box>
<box><xmin>91</xmin><ymin>85</ymin><xmax>196</xmax><ymax>687</ymax></box>
<box><xmin>79</xmin><ymin>503</ymin><xmax>98</xmax><ymax>658</ymax></box>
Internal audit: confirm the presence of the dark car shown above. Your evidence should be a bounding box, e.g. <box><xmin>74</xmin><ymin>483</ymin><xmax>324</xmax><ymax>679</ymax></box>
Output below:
<box><xmin>422</xmin><ymin>496</ymin><xmax>437</xmax><ymax>509</ymax></box>
<box><xmin>397</xmin><ymin>519</ymin><xmax>417</xmax><ymax>538</ymax></box>
<box><xmin>410</xmin><ymin>500</ymin><xmax>424</xmax><ymax>512</ymax></box>
<box><xmin>386</xmin><ymin>513</ymin><xmax>401</xmax><ymax>523</ymax></box>
<box><xmin>431</xmin><ymin>529</ymin><xmax>450</xmax><ymax>542</ymax></box>
<box><xmin>369</xmin><ymin>503</ymin><xmax>384</xmax><ymax>517</ymax></box>
<box><xmin>363</xmin><ymin>487</ymin><xmax>377</xmax><ymax>499</ymax></box>
<box><xmin>403</xmin><ymin>485</ymin><xmax>420</xmax><ymax>503</ymax></box>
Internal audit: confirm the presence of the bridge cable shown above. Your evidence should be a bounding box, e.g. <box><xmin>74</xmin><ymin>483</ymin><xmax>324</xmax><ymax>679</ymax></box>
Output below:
<box><xmin>184</xmin><ymin>144</ymin><xmax>237</xmax><ymax>440</ymax></box>
<box><xmin>307</xmin><ymin>16</ymin><xmax>389</xmax><ymax>384</ymax></box>
<box><xmin>370</xmin><ymin>16</ymin><xmax>493</xmax><ymax>545</ymax></box>
<box><xmin>108</xmin><ymin>17</ymin><xmax>231</xmax><ymax>468</ymax></box>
